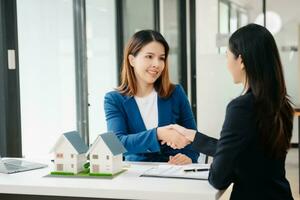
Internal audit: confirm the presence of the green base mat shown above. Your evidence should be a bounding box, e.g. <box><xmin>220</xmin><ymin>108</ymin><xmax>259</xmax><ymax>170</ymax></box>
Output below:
<box><xmin>45</xmin><ymin>169</ymin><xmax>127</xmax><ymax>179</ymax></box>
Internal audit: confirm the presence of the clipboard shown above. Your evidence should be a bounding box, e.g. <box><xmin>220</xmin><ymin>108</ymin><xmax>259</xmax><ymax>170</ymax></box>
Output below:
<box><xmin>140</xmin><ymin>164</ymin><xmax>209</xmax><ymax>180</ymax></box>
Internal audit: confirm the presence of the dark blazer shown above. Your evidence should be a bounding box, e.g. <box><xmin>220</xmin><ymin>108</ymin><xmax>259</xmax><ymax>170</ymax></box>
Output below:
<box><xmin>192</xmin><ymin>90</ymin><xmax>294</xmax><ymax>200</ymax></box>
<box><xmin>104</xmin><ymin>84</ymin><xmax>199</xmax><ymax>163</ymax></box>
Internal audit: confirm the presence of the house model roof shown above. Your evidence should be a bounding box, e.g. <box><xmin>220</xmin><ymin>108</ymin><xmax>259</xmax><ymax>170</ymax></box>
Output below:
<box><xmin>87</xmin><ymin>132</ymin><xmax>127</xmax><ymax>156</ymax></box>
<box><xmin>51</xmin><ymin>131</ymin><xmax>88</xmax><ymax>154</ymax></box>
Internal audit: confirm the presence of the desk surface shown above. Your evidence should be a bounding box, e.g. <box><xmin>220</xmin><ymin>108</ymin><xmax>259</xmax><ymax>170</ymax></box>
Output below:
<box><xmin>0</xmin><ymin>160</ymin><xmax>222</xmax><ymax>200</ymax></box>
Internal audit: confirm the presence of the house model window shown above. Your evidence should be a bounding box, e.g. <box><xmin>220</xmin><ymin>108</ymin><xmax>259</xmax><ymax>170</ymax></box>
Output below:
<box><xmin>106</xmin><ymin>155</ymin><xmax>109</xmax><ymax>160</ymax></box>
<box><xmin>56</xmin><ymin>153</ymin><xmax>63</xmax><ymax>158</ymax></box>
<box><xmin>71</xmin><ymin>154</ymin><xmax>74</xmax><ymax>158</ymax></box>
<box><xmin>92</xmin><ymin>154</ymin><xmax>98</xmax><ymax>159</ymax></box>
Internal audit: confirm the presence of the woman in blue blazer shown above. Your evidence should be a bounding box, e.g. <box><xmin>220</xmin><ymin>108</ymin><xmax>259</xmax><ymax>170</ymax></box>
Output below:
<box><xmin>170</xmin><ymin>24</ymin><xmax>294</xmax><ymax>199</ymax></box>
<box><xmin>104</xmin><ymin>30</ymin><xmax>199</xmax><ymax>164</ymax></box>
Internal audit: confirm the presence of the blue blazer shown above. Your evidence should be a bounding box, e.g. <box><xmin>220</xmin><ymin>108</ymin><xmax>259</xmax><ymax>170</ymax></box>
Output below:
<box><xmin>104</xmin><ymin>84</ymin><xmax>199</xmax><ymax>163</ymax></box>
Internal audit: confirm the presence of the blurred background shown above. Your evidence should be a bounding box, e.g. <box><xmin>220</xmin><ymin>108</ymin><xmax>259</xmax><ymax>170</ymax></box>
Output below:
<box><xmin>0</xmin><ymin>0</ymin><xmax>299</xmax><ymax>197</ymax></box>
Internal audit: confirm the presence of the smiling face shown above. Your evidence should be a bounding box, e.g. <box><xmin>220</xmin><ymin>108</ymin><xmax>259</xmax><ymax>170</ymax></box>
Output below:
<box><xmin>128</xmin><ymin>41</ymin><xmax>166</xmax><ymax>87</ymax></box>
<box><xmin>226</xmin><ymin>48</ymin><xmax>246</xmax><ymax>84</ymax></box>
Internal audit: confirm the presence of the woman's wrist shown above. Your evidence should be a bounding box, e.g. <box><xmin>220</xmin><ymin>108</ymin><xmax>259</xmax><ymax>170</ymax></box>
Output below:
<box><xmin>156</xmin><ymin>127</ymin><xmax>162</xmax><ymax>140</ymax></box>
<box><xmin>186</xmin><ymin>130</ymin><xmax>196</xmax><ymax>141</ymax></box>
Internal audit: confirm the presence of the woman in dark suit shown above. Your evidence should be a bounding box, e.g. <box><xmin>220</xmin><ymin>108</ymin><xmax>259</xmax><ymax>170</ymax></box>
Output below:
<box><xmin>170</xmin><ymin>24</ymin><xmax>294</xmax><ymax>199</ymax></box>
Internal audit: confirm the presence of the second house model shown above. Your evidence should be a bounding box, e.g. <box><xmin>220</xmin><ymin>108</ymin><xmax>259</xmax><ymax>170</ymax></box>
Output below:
<box><xmin>86</xmin><ymin>132</ymin><xmax>127</xmax><ymax>175</ymax></box>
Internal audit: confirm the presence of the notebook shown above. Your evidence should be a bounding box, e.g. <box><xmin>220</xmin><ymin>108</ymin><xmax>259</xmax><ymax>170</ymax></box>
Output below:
<box><xmin>0</xmin><ymin>156</ymin><xmax>47</xmax><ymax>174</ymax></box>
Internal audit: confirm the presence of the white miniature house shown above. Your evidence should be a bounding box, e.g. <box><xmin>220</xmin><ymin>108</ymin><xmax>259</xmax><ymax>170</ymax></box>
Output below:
<box><xmin>86</xmin><ymin>132</ymin><xmax>127</xmax><ymax>175</ymax></box>
<box><xmin>50</xmin><ymin>131</ymin><xmax>88</xmax><ymax>174</ymax></box>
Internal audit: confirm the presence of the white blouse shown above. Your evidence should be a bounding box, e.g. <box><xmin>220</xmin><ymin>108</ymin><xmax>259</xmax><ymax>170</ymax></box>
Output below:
<box><xmin>134</xmin><ymin>90</ymin><xmax>158</xmax><ymax>130</ymax></box>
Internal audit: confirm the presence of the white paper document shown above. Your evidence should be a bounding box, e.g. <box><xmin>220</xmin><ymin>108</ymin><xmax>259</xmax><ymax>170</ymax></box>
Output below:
<box><xmin>140</xmin><ymin>163</ymin><xmax>209</xmax><ymax>180</ymax></box>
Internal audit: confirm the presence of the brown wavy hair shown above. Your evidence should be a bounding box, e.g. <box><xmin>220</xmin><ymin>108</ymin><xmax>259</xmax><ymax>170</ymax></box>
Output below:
<box><xmin>117</xmin><ymin>30</ymin><xmax>175</xmax><ymax>98</ymax></box>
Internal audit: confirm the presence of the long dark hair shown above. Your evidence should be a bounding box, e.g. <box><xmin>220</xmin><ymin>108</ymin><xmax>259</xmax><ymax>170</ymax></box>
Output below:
<box><xmin>118</xmin><ymin>30</ymin><xmax>175</xmax><ymax>97</ymax></box>
<box><xmin>229</xmin><ymin>24</ymin><xmax>294</xmax><ymax>159</ymax></box>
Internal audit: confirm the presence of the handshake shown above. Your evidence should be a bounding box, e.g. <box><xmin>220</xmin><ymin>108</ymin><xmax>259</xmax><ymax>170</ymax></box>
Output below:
<box><xmin>157</xmin><ymin>124</ymin><xmax>197</xmax><ymax>149</ymax></box>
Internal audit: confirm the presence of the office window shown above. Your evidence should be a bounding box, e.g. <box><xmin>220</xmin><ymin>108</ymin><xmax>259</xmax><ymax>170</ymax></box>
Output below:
<box><xmin>218</xmin><ymin>1</ymin><xmax>251</xmax><ymax>53</ymax></box>
<box><xmin>219</xmin><ymin>1</ymin><xmax>229</xmax><ymax>53</ymax></box>
<box><xmin>239</xmin><ymin>12</ymin><xmax>248</xmax><ymax>27</ymax></box>
<box><xmin>160</xmin><ymin>0</ymin><xmax>181</xmax><ymax>84</ymax></box>
<box><xmin>219</xmin><ymin>1</ymin><xmax>229</xmax><ymax>34</ymax></box>
<box><xmin>230</xmin><ymin>4</ymin><xmax>238</xmax><ymax>33</ymax></box>
<box><xmin>17</xmin><ymin>0</ymin><xmax>76</xmax><ymax>157</ymax></box>
<box><xmin>86</xmin><ymin>0</ymin><xmax>117</xmax><ymax>143</ymax></box>
<box><xmin>122</xmin><ymin>0</ymin><xmax>155</xmax><ymax>44</ymax></box>
<box><xmin>56</xmin><ymin>153</ymin><xmax>63</xmax><ymax>158</ymax></box>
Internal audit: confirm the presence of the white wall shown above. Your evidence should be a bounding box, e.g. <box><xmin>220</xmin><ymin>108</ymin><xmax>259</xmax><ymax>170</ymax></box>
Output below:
<box><xmin>17</xmin><ymin>0</ymin><xmax>76</xmax><ymax>157</ymax></box>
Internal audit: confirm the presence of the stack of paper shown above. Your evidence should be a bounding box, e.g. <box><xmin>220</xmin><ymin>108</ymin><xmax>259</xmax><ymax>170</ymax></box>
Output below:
<box><xmin>140</xmin><ymin>164</ymin><xmax>210</xmax><ymax>180</ymax></box>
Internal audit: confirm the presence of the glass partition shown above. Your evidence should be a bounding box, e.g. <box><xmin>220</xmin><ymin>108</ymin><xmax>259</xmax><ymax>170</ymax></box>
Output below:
<box><xmin>17</xmin><ymin>0</ymin><xmax>76</xmax><ymax>157</ymax></box>
<box><xmin>196</xmin><ymin>0</ymin><xmax>262</xmax><ymax>139</ymax></box>
<box><xmin>122</xmin><ymin>0</ymin><xmax>155</xmax><ymax>44</ymax></box>
<box><xmin>85</xmin><ymin>0</ymin><xmax>117</xmax><ymax>143</ymax></box>
<box><xmin>160</xmin><ymin>0</ymin><xmax>180</xmax><ymax>83</ymax></box>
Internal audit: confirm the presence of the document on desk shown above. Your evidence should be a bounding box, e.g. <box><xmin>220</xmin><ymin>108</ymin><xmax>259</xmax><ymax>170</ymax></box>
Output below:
<box><xmin>140</xmin><ymin>164</ymin><xmax>209</xmax><ymax>180</ymax></box>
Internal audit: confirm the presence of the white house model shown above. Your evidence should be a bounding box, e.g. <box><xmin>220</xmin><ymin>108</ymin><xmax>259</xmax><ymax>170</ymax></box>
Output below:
<box><xmin>86</xmin><ymin>132</ymin><xmax>127</xmax><ymax>175</ymax></box>
<box><xmin>50</xmin><ymin>131</ymin><xmax>88</xmax><ymax>174</ymax></box>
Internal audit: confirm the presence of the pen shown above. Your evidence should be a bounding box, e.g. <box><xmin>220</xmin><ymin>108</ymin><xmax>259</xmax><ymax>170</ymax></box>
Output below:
<box><xmin>184</xmin><ymin>168</ymin><xmax>209</xmax><ymax>172</ymax></box>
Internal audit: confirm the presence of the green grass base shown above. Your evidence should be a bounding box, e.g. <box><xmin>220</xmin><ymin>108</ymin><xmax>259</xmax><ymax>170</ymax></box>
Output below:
<box><xmin>89</xmin><ymin>169</ymin><xmax>126</xmax><ymax>177</ymax></box>
<box><xmin>49</xmin><ymin>169</ymin><xmax>126</xmax><ymax>178</ymax></box>
<box><xmin>89</xmin><ymin>173</ymin><xmax>113</xmax><ymax>176</ymax></box>
<box><xmin>50</xmin><ymin>171</ymin><xmax>74</xmax><ymax>175</ymax></box>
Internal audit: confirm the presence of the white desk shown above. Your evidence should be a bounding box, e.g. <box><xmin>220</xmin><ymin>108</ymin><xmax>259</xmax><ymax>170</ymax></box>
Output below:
<box><xmin>0</xmin><ymin>161</ymin><xmax>223</xmax><ymax>200</ymax></box>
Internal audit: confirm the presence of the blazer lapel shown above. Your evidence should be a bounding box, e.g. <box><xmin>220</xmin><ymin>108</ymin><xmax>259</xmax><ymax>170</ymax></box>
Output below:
<box><xmin>158</xmin><ymin>96</ymin><xmax>172</xmax><ymax>126</ymax></box>
<box><xmin>123</xmin><ymin>96</ymin><xmax>147</xmax><ymax>131</ymax></box>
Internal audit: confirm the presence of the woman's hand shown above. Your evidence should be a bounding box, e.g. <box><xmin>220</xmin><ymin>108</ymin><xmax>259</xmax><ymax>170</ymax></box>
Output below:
<box><xmin>168</xmin><ymin>153</ymin><xmax>192</xmax><ymax>165</ymax></box>
<box><xmin>170</xmin><ymin>124</ymin><xmax>197</xmax><ymax>142</ymax></box>
<box><xmin>157</xmin><ymin>126</ymin><xmax>191</xmax><ymax>149</ymax></box>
